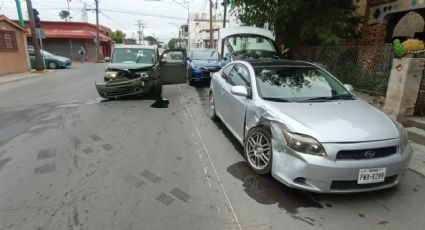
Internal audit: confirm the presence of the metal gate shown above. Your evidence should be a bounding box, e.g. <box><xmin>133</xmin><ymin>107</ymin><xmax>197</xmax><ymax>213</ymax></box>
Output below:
<box><xmin>415</xmin><ymin>71</ymin><xmax>425</xmax><ymax>116</ymax></box>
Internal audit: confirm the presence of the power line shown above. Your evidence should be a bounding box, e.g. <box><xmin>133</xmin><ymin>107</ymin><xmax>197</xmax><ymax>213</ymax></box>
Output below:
<box><xmin>101</xmin><ymin>8</ymin><xmax>187</xmax><ymax>20</ymax></box>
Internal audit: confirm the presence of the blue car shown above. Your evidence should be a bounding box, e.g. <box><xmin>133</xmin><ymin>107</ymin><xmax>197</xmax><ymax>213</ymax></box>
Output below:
<box><xmin>187</xmin><ymin>48</ymin><xmax>226</xmax><ymax>85</ymax></box>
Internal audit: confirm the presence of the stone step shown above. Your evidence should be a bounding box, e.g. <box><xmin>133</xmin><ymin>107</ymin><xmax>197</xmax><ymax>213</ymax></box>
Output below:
<box><xmin>405</xmin><ymin>117</ymin><xmax>425</xmax><ymax>130</ymax></box>
<box><xmin>406</xmin><ymin>127</ymin><xmax>425</xmax><ymax>145</ymax></box>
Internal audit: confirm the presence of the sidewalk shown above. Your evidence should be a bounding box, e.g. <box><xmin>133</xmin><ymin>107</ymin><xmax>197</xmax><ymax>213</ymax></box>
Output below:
<box><xmin>410</xmin><ymin>143</ymin><xmax>425</xmax><ymax>177</ymax></box>
<box><xmin>0</xmin><ymin>70</ymin><xmax>51</xmax><ymax>85</ymax></box>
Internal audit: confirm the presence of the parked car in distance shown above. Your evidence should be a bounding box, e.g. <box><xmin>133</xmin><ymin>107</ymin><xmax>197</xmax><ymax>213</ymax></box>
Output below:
<box><xmin>187</xmin><ymin>48</ymin><xmax>226</xmax><ymax>86</ymax></box>
<box><xmin>209</xmin><ymin>59</ymin><xmax>412</xmax><ymax>193</ymax></box>
<box><xmin>28</xmin><ymin>47</ymin><xmax>72</xmax><ymax>69</ymax></box>
<box><xmin>95</xmin><ymin>45</ymin><xmax>187</xmax><ymax>99</ymax></box>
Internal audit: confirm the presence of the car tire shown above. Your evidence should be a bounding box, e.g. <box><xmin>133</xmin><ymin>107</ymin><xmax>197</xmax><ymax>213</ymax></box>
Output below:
<box><xmin>208</xmin><ymin>92</ymin><xmax>217</xmax><ymax>120</ymax></box>
<box><xmin>48</xmin><ymin>61</ymin><xmax>58</xmax><ymax>69</ymax></box>
<box><xmin>187</xmin><ymin>70</ymin><xmax>194</xmax><ymax>86</ymax></box>
<box><xmin>244</xmin><ymin>126</ymin><xmax>273</xmax><ymax>175</ymax></box>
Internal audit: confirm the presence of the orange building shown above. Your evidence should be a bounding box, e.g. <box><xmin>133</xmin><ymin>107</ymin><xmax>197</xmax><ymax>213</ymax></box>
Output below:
<box><xmin>0</xmin><ymin>15</ymin><xmax>30</xmax><ymax>76</ymax></box>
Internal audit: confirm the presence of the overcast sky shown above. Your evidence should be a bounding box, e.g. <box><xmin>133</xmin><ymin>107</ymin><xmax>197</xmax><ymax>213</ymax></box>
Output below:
<box><xmin>0</xmin><ymin>0</ymin><xmax>226</xmax><ymax>42</ymax></box>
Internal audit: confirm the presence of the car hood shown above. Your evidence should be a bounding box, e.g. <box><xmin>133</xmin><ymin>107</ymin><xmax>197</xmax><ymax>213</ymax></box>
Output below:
<box><xmin>191</xmin><ymin>59</ymin><xmax>223</xmax><ymax>67</ymax></box>
<box><xmin>107</xmin><ymin>63</ymin><xmax>154</xmax><ymax>70</ymax></box>
<box><xmin>262</xmin><ymin>99</ymin><xmax>399</xmax><ymax>143</ymax></box>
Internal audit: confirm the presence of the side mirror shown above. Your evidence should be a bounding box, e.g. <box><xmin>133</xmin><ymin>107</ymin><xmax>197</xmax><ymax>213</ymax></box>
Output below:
<box><xmin>186</xmin><ymin>57</ymin><xmax>191</xmax><ymax>61</ymax></box>
<box><xmin>104</xmin><ymin>57</ymin><xmax>110</xmax><ymax>62</ymax></box>
<box><xmin>231</xmin><ymin>86</ymin><xmax>249</xmax><ymax>97</ymax></box>
<box><xmin>160</xmin><ymin>58</ymin><xmax>167</xmax><ymax>64</ymax></box>
<box><xmin>344</xmin><ymin>84</ymin><xmax>354</xmax><ymax>92</ymax></box>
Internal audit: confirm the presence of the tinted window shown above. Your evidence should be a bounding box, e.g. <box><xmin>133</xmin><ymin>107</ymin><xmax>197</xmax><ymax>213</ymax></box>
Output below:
<box><xmin>225</xmin><ymin>64</ymin><xmax>251</xmax><ymax>87</ymax></box>
<box><xmin>255</xmin><ymin>66</ymin><xmax>351</xmax><ymax>101</ymax></box>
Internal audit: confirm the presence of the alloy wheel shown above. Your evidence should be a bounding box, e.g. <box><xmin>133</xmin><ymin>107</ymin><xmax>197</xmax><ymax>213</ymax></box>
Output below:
<box><xmin>246</xmin><ymin>132</ymin><xmax>271</xmax><ymax>171</ymax></box>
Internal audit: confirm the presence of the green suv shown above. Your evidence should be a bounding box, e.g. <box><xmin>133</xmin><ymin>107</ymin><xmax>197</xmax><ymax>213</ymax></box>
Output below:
<box><xmin>95</xmin><ymin>45</ymin><xmax>187</xmax><ymax>99</ymax></box>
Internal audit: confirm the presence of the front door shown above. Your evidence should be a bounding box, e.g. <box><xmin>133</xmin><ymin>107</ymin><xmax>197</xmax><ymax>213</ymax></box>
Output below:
<box><xmin>220</xmin><ymin>63</ymin><xmax>251</xmax><ymax>141</ymax></box>
<box><xmin>159</xmin><ymin>49</ymin><xmax>187</xmax><ymax>85</ymax></box>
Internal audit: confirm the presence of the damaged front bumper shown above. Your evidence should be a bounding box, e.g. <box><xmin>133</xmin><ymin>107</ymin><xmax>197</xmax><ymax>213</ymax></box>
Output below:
<box><xmin>95</xmin><ymin>78</ymin><xmax>148</xmax><ymax>98</ymax></box>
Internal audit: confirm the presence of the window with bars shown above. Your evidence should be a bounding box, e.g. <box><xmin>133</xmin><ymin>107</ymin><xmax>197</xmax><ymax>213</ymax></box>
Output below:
<box><xmin>0</xmin><ymin>31</ymin><xmax>18</xmax><ymax>52</ymax></box>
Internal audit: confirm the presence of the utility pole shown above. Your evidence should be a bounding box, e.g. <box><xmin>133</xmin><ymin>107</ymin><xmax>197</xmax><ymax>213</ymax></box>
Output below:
<box><xmin>187</xmin><ymin>0</ymin><xmax>190</xmax><ymax>51</ymax></box>
<box><xmin>95</xmin><ymin>0</ymin><xmax>100</xmax><ymax>62</ymax></box>
<box><xmin>66</xmin><ymin>0</ymin><xmax>71</xmax><ymax>21</ymax></box>
<box><xmin>209</xmin><ymin>0</ymin><xmax>213</xmax><ymax>48</ymax></box>
<box><xmin>222</xmin><ymin>1</ymin><xmax>227</xmax><ymax>29</ymax></box>
<box><xmin>221</xmin><ymin>0</ymin><xmax>227</xmax><ymax>55</ymax></box>
<box><xmin>136</xmin><ymin>20</ymin><xmax>143</xmax><ymax>45</ymax></box>
<box><xmin>15</xmin><ymin>0</ymin><xmax>24</xmax><ymax>27</ymax></box>
<box><xmin>26</xmin><ymin>0</ymin><xmax>43</xmax><ymax>70</ymax></box>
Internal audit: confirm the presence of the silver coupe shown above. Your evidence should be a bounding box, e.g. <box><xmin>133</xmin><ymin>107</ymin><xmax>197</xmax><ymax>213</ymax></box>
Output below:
<box><xmin>209</xmin><ymin>59</ymin><xmax>413</xmax><ymax>193</ymax></box>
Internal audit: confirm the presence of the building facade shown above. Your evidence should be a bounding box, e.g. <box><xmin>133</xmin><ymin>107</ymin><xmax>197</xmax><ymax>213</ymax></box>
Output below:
<box><xmin>0</xmin><ymin>15</ymin><xmax>30</xmax><ymax>76</ymax></box>
<box><xmin>22</xmin><ymin>21</ymin><xmax>112</xmax><ymax>62</ymax></box>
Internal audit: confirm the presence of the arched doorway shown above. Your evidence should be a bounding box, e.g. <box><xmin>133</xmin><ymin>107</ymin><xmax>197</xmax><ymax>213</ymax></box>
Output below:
<box><xmin>385</xmin><ymin>10</ymin><xmax>425</xmax><ymax>42</ymax></box>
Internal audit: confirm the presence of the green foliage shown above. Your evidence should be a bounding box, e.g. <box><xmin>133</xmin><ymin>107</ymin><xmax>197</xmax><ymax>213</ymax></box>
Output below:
<box><xmin>168</xmin><ymin>38</ymin><xmax>179</xmax><ymax>49</ymax></box>
<box><xmin>58</xmin><ymin>10</ymin><xmax>70</xmax><ymax>22</ymax></box>
<box><xmin>231</xmin><ymin>0</ymin><xmax>361</xmax><ymax>46</ymax></box>
<box><xmin>111</xmin><ymin>30</ymin><xmax>126</xmax><ymax>44</ymax></box>
<box><xmin>144</xmin><ymin>36</ymin><xmax>161</xmax><ymax>47</ymax></box>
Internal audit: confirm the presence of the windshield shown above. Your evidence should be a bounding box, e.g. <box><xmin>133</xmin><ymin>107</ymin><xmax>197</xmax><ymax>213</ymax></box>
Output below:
<box><xmin>191</xmin><ymin>49</ymin><xmax>219</xmax><ymax>60</ymax></box>
<box><xmin>111</xmin><ymin>48</ymin><xmax>156</xmax><ymax>64</ymax></box>
<box><xmin>255</xmin><ymin>66</ymin><xmax>352</xmax><ymax>102</ymax></box>
<box><xmin>225</xmin><ymin>35</ymin><xmax>277</xmax><ymax>58</ymax></box>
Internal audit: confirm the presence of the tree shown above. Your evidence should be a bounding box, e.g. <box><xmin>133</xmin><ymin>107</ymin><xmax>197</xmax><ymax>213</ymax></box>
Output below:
<box><xmin>58</xmin><ymin>10</ymin><xmax>70</xmax><ymax>22</ymax></box>
<box><xmin>144</xmin><ymin>36</ymin><xmax>161</xmax><ymax>47</ymax></box>
<box><xmin>111</xmin><ymin>30</ymin><xmax>126</xmax><ymax>44</ymax></box>
<box><xmin>168</xmin><ymin>38</ymin><xmax>179</xmax><ymax>49</ymax></box>
<box><xmin>230</xmin><ymin>0</ymin><xmax>361</xmax><ymax>47</ymax></box>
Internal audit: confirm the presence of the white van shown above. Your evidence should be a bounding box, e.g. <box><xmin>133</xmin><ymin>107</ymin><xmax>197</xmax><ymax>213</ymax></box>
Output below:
<box><xmin>217</xmin><ymin>26</ymin><xmax>281</xmax><ymax>62</ymax></box>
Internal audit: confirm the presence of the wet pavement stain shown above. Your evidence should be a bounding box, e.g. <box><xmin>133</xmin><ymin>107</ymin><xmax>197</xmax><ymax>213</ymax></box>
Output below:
<box><xmin>150</xmin><ymin>98</ymin><xmax>169</xmax><ymax>108</ymax></box>
<box><xmin>37</xmin><ymin>149</ymin><xmax>56</xmax><ymax>160</ymax></box>
<box><xmin>378</xmin><ymin>220</ymin><xmax>389</xmax><ymax>225</ymax></box>
<box><xmin>89</xmin><ymin>134</ymin><xmax>102</xmax><ymax>142</ymax></box>
<box><xmin>122</xmin><ymin>173</ymin><xmax>146</xmax><ymax>188</ymax></box>
<box><xmin>101</xmin><ymin>144</ymin><xmax>114</xmax><ymax>151</ymax></box>
<box><xmin>82</xmin><ymin>147</ymin><xmax>94</xmax><ymax>154</ymax></box>
<box><xmin>34</xmin><ymin>163</ymin><xmax>56</xmax><ymax>174</ymax></box>
<box><xmin>226</xmin><ymin>161</ymin><xmax>323</xmax><ymax>214</ymax></box>
<box><xmin>141</xmin><ymin>169</ymin><xmax>162</xmax><ymax>183</ymax></box>
<box><xmin>0</xmin><ymin>158</ymin><xmax>11</xmax><ymax>171</ymax></box>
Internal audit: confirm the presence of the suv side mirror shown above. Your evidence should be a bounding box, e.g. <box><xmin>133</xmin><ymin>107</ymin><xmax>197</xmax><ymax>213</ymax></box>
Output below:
<box><xmin>344</xmin><ymin>84</ymin><xmax>354</xmax><ymax>92</ymax></box>
<box><xmin>104</xmin><ymin>57</ymin><xmax>110</xmax><ymax>62</ymax></box>
<box><xmin>231</xmin><ymin>86</ymin><xmax>249</xmax><ymax>97</ymax></box>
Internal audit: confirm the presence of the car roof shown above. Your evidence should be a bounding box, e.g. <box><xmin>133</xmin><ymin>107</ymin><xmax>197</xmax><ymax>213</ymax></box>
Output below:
<box><xmin>113</xmin><ymin>45</ymin><xmax>156</xmax><ymax>49</ymax></box>
<box><xmin>245</xmin><ymin>59</ymin><xmax>316</xmax><ymax>68</ymax></box>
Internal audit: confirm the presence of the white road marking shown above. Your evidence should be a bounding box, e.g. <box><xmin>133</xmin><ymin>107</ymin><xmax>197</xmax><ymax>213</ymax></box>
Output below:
<box><xmin>178</xmin><ymin>85</ymin><xmax>242</xmax><ymax>230</ymax></box>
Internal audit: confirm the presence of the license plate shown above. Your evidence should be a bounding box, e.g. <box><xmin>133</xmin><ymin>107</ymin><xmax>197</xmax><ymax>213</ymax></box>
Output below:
<box><xmin>357</xmin><ymin>168</ymin><xmax>386</xmax><ymax>184</ymax></box>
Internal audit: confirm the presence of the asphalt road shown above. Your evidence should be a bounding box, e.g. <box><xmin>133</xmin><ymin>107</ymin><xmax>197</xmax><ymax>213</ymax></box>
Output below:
<box><xmin>0</xmin><ymin>63</ymin><xmax>424</xmax><ymax>230</ymax></box>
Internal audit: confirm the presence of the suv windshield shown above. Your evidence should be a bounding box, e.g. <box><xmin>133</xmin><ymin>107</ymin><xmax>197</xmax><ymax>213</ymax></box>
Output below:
<box><xmin>225</xmin><ymin>34</ymin><xmax>278</xmax><ymax>58</ymax></box>
<box><xmin>191</xmin><ymin>49</ymin><xmax>219</xmax><ymax>60</ymax></box>
<box><xmin>255</xmin><ymin>66</ymin><xmax>353</xmax><ymax>102</ymax></box>
<box><xmin>112</xmin><ymin>48</ymin><xmax>156</xmax><ymax>64</ymax></box>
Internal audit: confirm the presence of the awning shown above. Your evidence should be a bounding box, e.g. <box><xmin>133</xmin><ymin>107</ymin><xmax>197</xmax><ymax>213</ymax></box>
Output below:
<box><xmin>26</xmin><ymin>29</ymin><xmax>110</xmax><ymax>42</ymax></box>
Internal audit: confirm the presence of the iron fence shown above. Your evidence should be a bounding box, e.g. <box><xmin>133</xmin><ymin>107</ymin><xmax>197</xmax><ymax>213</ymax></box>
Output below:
<box><xmin>292</xmin><ymin>45</ymin><xmax>393</xmax><ymax>96</ymax></box>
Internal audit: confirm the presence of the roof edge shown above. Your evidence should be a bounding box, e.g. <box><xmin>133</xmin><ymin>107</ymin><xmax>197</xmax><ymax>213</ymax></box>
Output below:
<box><xmin>0</xmin><ymin>15</ymin><xmax>26</xmax><ymax>32</ymax></box>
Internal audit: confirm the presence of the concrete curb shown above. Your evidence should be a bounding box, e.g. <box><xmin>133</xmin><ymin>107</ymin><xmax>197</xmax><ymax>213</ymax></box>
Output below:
<box><xmin>0</xmin><ymin>70</ymin><xmax>53</xmax><ymax>85</ymax></box>
<box><xmin>409</xmin><ymin>143</ymin><xmax>425</xmax><ymax>177</ymax></box>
